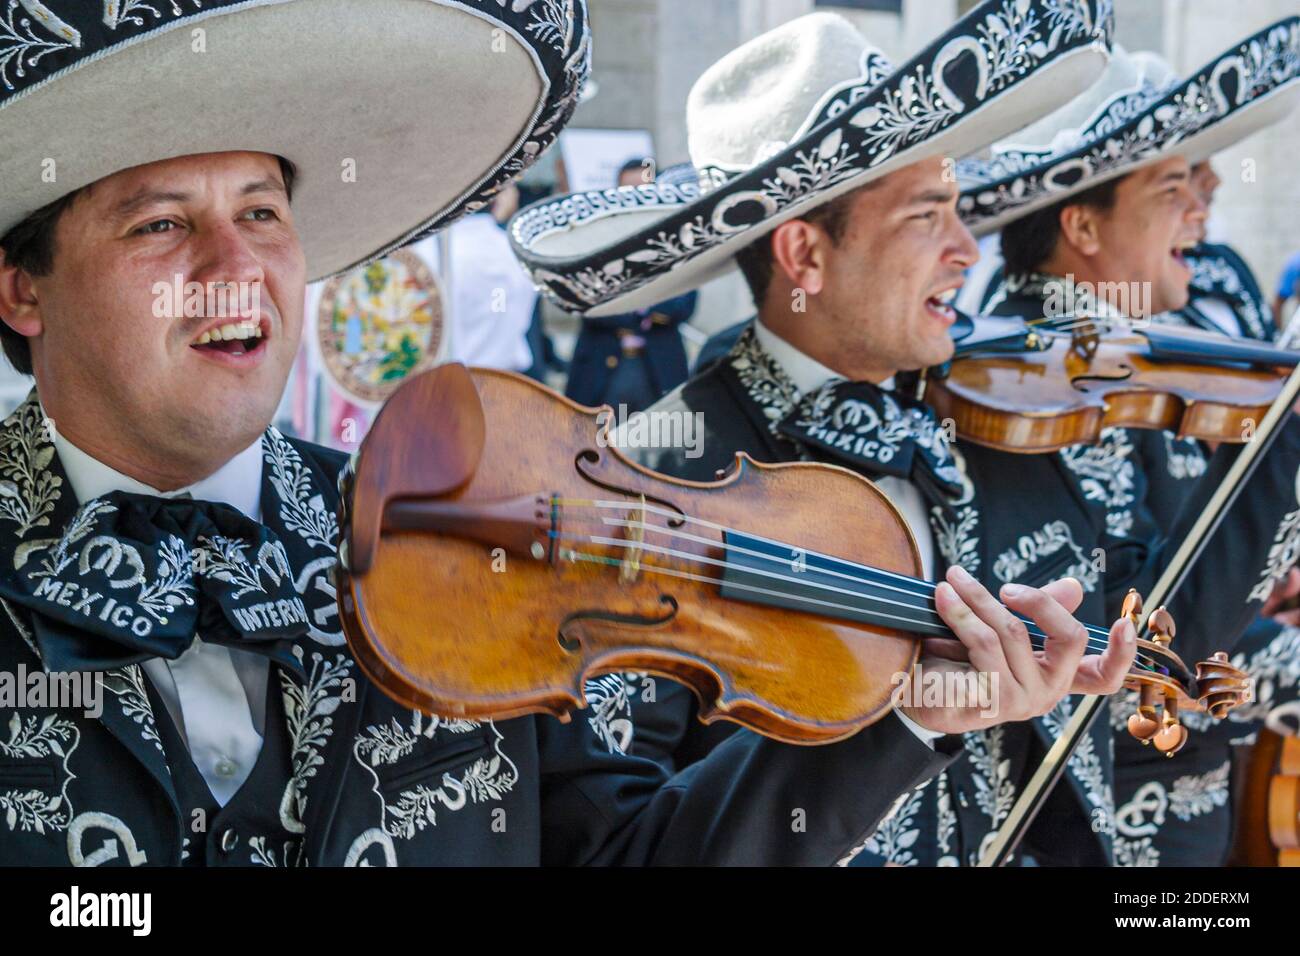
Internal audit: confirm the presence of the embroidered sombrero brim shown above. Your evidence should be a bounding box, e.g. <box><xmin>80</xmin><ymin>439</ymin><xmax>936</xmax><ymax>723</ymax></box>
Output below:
<box><xmin>0</xmin><ymin>0</ymin><xmax>588</xmax><ymax>281</ymax></box>
<box><xmin>958</xmin><ymin>17</ymin><xmax>1300</xmax><ymax>237</ymax></box>
<box><xmin>509</xmin><ymin>0</ymin><xmax>1113</xmax><ymax>318</ymax></box>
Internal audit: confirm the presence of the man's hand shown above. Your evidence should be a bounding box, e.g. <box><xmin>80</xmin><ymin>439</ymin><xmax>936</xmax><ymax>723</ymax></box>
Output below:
<box><xmin>898</xmin><ymin>566</ymin><xmax>1137</xmax><ymax>735</ymax></box>
<box><xmin>1261</xmin><ymin>566</ymin><xmax>1300</xmax><ymax>626</ymax></box>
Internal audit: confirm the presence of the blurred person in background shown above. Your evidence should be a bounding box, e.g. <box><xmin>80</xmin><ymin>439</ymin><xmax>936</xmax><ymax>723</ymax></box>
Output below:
<box><xmin>1276</xmin><ymin>248</ymin><xmax>1300</xmax><ymax>332</ymax></box>
<box><xmin>564</xmin><ymin>159</ymin><xmax>696</xmax><ymax>417</ymax></box>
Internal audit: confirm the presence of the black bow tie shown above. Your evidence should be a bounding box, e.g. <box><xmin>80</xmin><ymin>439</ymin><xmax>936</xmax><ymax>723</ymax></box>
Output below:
<box><xmin>0</xmin><ymin>492</ymin><xmax>308</xmax><ymax>673</ymax></box>
<box><xmin>777</xmin><ymin>379</ymin><xmax>965</xmax><ymax>505</ymax></box>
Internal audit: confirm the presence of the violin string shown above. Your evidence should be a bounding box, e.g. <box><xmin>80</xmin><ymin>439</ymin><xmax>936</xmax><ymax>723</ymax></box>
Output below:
<box><xmin>552</xmin><ymin>497</ymin><xmax>1128</xmax><ymax>652</ymax></box>
<box><xmin>556</xmin><ymin>545</ymin><xmax>1159</xmax><ymax>674</ymax></box>
<box><xmin>553</xmin><ymin>497</ymin><xmax>1121</xmax><ymax>644</ymax></box>
<box><xmin>604</xmin><ymin>511</ymin><xmax>1126</xmax><ymax>652</ymax></box>
<box><xmin>546</xmin><ymin>524</ymin><xmax>1160</xmax><ymax>673</ymax></box>
<box><xmin>551</xmin><ymin>525</ymin><xmax>1133</xmax><ymax>662</ymax></box>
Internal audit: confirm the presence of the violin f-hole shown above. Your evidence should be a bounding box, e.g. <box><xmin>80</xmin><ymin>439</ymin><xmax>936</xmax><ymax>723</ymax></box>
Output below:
<box><xmin>556</xmin><ymin>595</ymin><xmax>681</xmax><ymax>652</ymax></box>
<box><xmin>1071</xmin><ymin>363</ymin><xmax>1134</xmax><ymax>392</ymax></box>
<box><xmin>574</xmin><ymin>449</ymin><xmax>687</xmax><ymax>528</ymax></box>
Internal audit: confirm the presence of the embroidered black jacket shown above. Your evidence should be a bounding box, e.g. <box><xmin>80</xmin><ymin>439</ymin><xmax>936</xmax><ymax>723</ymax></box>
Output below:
<box><xmin>621</xmin><ymin>326</ymin><xmax>1130</xmax><ymax>865</ymax></box>
<box><xmin>0</xmin><ymin>393</ymin><xmax>951</xmax><ymax>866</ymax></box>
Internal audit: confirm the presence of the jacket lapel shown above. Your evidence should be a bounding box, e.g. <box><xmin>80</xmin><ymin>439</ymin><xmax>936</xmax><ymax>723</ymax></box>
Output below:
<box><xmin>254</xmin><ymin>428</ymin><xmax>368</xmax><ymax>858</ymax></box>
<box><xmin>0</xmin><ymin>393</ymin><xmax>180</xmax><ymax>809</ymax></box>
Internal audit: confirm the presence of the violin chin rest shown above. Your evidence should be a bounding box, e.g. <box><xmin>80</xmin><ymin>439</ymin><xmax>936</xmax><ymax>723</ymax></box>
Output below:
<box><xmin>346</xmin><ymin>363</ymin><xmax>487</xmax><ymax>575</ymax></box>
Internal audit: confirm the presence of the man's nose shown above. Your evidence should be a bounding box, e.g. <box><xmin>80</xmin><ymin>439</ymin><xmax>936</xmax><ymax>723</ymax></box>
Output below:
<box><xmin>1183</xmin><ymin>183</ymin><xmax>1209</xmax><ymax>225</ymax></box>
<box><xmin>190</xmin><ymin>221</ymin><xmax>265</xmax><ymax>287</ymax></box>
<box><xmin>947</xmin><ymin>218</ymin><xmax>980</xmax><ymax>269</ymax></box>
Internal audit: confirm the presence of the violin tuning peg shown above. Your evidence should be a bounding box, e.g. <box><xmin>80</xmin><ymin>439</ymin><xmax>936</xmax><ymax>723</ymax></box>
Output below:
<box><xmin>1127</xmin><ymin>712</ymin><xmax>1159</xmax><ymax>742</ymax></box>
<box><xmin>1121</xmin><ymin>589</ymin><xmax>1144</xmax><ymax>626</ymax></box>
<box><xmin>1153</xmin><ymin>718</ymin><xmax>1188</xmax><ymax>756</ymax></box>
<box><xmin>1146</xmin><ymin>606</ymin><xmax>1175</xmax><ymax>646</ymax></box>
<box><xmin>1152</xmin><ymin>693</ymin><xmax>1187</xmax><ymax>756</ymax></box>
<box><xmin>1127</xmin><ymin>684</ymin><xmax>1159</xmax><ymax>744</ymax></box>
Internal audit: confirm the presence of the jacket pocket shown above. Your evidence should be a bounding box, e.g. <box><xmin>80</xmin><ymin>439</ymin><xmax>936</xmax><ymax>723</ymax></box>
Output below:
<box><xmin>1012</xmin><ymin>543</ymin><xmax>1083</xmax><ymax>589</ymax></box>
<box><xmin>0</xmin><ymin>759</ymin><xmax>57</xmax><ymax>790</ymax></box>
<box><xmin>372</xmin><ymin>731</ymin><xmax>495</xmax><ymax>794</ymax></box>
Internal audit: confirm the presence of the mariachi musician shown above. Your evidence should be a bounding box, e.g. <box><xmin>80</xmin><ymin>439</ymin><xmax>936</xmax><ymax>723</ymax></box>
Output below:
<box><xmin>511</xmin><ymin>9</ymin><xmax>1300</xmax><ymax>866</ymax></box>
<box><xmin>0</xmin><ymin>0</ymin><xmax>1134</xmax><ymax>867</ymax></box>
<box><xmin>957</xmin><ymin>22</ymin><xmax>1300</xmax><ymax>865</ymax></box>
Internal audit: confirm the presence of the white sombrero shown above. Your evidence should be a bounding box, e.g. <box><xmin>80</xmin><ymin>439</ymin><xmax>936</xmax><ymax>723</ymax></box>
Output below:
<box><xmin>509</xmin><ymin>0</ymin><xmax>1115</xmax><ymax>317</ymax></box>
<box><xmin>958</xmin><ymin>17</ymin><xmax>1300</xmax><ymax>236</ymax></box>
<box><xmin>0</xmin><ymin>0</ymin><xmax>590</xmax><ymax>280</ymax></box>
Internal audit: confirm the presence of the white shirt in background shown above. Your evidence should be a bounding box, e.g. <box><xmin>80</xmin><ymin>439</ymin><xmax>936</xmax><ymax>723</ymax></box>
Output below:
<box><xmin>446</xmin><ymin>213</ymin><xmax>537</xmax><ymax>372</ymax></box>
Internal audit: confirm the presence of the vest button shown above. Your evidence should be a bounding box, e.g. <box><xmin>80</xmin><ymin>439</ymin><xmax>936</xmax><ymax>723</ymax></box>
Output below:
<box><xmin>605</xmin><ymin>355</ymin><xmax>618</xmax><ymax>369</ymax></box>
<box><xmin>219</xmin><ymin>828</ymin><xmax>239</xmax><ymax>853</ymax></box>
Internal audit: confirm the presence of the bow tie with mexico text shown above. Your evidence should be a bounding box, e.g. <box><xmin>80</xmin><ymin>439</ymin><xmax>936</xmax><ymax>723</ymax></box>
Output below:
<box><xmin>0</xmin><ymin>492</ymin><xmax>309</xmax><ymax>673</ymax></box>
<box><xmin>776</xmin><ymin>379</ymin><xmax>965</xmax><ymax>507</ymax></box>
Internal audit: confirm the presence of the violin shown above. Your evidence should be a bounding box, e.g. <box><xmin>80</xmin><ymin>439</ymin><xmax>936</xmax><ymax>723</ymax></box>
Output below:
<box><xmin>1232</xmin><ymin>727</ymin><xmax>1300</xmax><ymax>866</ymax></box>
<box><xmin>333</xmin><ymin>363</ymin><xmax>1247</xmax><ymax>752</ymax></box>
<box><xmin>925</xmin><ymin>315</ymin><xmax>1299</xmax><ymax>453</ymax></box>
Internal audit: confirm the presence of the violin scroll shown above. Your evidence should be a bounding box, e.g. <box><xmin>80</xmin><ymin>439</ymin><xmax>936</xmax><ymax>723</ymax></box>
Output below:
<box><xmin>1118</xmin><ymin>589</ymin><xmax>1250</xmax><ymax>756</ymax></box>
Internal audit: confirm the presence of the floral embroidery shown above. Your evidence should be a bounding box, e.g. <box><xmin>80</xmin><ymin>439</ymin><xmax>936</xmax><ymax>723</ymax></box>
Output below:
<box><xmin>1167</xmin><ymin>759</ymin><xmax>1230</xmax><ymax>821</ymax></box>
<box><xmin>1112</xmin><ymin>760</ymin><xmax>1230</xmax><ymax>867</ymax></box>
<box><xmin>264</xmin><ymin>428</ymin><xmax>338</xmax><ymax>552</ymax></box>
<box><xmin>0</xmin><ymin>710</ymin><xmax>79</xmax><ymax>834</ymax></box>
<box><xmin>992</xmin><ymin>519</ymin><xmax>1098</xmax><ymax>591</ymax></box>
<box><xmin>931</xmin><ymin>505</ymin><xmax>981</xmax><ymax>575</ymax></box>
<box><xmin>862</xmin><ymin>783</ymin><xmax>926</xmax><ymax>866</ymax></box>
<box><xmin>353</xmin><ymin>710</ymin><xmax>519</xmax><ymax>842</ymax></box>
<box><xmin>1113</xmin><ymin>834</ymin><xmax>1160</xmax><ymax>867</ymax></box>
<box><xmin>0</xmin><ymin>0</ymin><xmax>78</xmax><ymax>91</ymax></box>
<box><xmin>1060</xmin><ymin>427</ymin><xmax>1137</xmax><ymax>538</ymax></box>
<box><xmin>964</xmin><ymin>727</ymin><xmax>1015</xmax><ymax>833</ymax></box>
<box><xmin>1248</xmin><ymin>505</ymin><xmax>1300</xmax><ymax>603</ymax></box>
<box><xmin>729</xmin><ymin>327</ymin><xmax>802</xmax><ymax>433</ymax></box>
<box><xmin>0</xmin><ymin>398</ymin><xmax>62</xmax><ymax>536</ymax></box>
<box><xmin>248</xmin><ymin>835</ymin><xmax>300</xmax><ymax>867</ymax></box>
<box><xmin>1161</xmin><ymin>433</ymin><xmax>1207</xmax><ymax>481</ymax></box>
<box><xmin>1183</xmin><ymin>252</ymin><xmax>1269</xmax><ymax>340</ymax></box>
<box><xmin>279</xmin><ymin>650</ymin><xmax>352</xmax><ymax>835</ymax></box>
<box><xmin>101</xmin><ymin>1</ymin><xmax>203</xmax><ymax>30</ymax></box>
<box><xmin>99</xmin><ymin>665</ymin><xmax>164</xmax><ymax>754</ymax></box>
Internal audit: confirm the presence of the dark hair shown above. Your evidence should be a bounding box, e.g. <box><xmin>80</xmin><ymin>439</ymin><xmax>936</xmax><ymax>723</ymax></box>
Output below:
<box><xmin>0</xmin><ymin>155</ymin><xmax>297</xmax><ymax>375</ymax></box>
<box><xmin>1000</xmin><ymin>175</ymin><xmax>1121</xmax><ymax>277</ymax></box>
<box><xmin>734</xmin><ymin>189</ymin><xmax>857</xmax><ymax>307</ymax></box>
<box><xmin>618</xmin><ymin>158</ymin><xmax>652</xmax><ymax>184</ymax></box>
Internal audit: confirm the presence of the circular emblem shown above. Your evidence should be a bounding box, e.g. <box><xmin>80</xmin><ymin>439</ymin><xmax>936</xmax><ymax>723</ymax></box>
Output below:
<box><xmin>316</xmin><ymin>248</ymin><xmax>444</xmax><ymax>404</ymax></box>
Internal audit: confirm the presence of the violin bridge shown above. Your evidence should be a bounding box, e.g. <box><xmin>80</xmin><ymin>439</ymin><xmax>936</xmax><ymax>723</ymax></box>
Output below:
<box><xmin>620</xmin><ymin>495</ymin><xmax>647</xmax><ymax>583</ymax></box>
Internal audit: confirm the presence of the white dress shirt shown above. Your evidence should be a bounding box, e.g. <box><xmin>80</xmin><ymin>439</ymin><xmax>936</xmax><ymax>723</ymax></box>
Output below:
<box><xmin>1191</xmin><ymin>298</ymin><xmax>1242</xmax><ymax>337</ymax></box>
<box><xmin>752</xmin><ymin>323</ymin><xmax>944</xmax><ymax>745</ymax></box>
<box><xmin>446</xmin><ymin>213</ymin><xmax>537</xmax><ymax>372</ymax></box>
<box><xmin>52</xmin><ymin>425</ymin><xmax>268</xmax><ymax>806</ymax></box>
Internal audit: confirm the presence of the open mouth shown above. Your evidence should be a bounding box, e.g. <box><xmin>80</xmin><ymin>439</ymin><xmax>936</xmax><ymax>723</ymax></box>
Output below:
<box><xmin>1171</xmin><ymin>241</ymin><xmax>1196</xmax><ymax>269</ymax></box>
<box><xmin>190</xmin><ymin>319</ymin><xmax>268</xmax><ymax>358</ymax></box>
<box><xmin>925</xmin><ymin>287</ymin><xmax>959</xmax><ymax>324</ymax></box>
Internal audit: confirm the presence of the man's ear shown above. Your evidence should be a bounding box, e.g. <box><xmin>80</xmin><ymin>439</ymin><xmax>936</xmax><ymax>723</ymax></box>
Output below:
<box><xmin>769</xmin><ymin>219</ymin><xmax>829</xmax><ymax>298</ymax></box>
<box><xmin>1057</xmin><ymin>203</ymin><xmax>1103</xmax><ymax>258</ymax></box>
<box><xmin>0</xmin><ymin>252</ymin><xmax>43</xmax><ymax>338</ymax></box>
